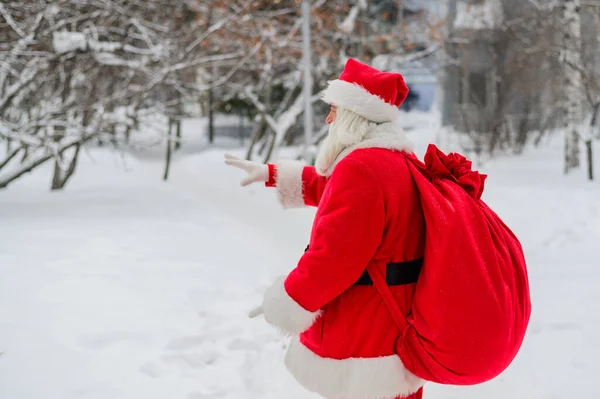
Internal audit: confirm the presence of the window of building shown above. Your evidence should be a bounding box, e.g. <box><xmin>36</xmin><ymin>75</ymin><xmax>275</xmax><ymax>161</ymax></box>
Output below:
<box><xmin>457</xmin><ymin>68</ymin><xmax>488</xmax><ymax>107</ymax></box>
<box><xmin>468</xmin><ymin>72</ymin><xmax>487</xmax><ymax>106</ymax></box>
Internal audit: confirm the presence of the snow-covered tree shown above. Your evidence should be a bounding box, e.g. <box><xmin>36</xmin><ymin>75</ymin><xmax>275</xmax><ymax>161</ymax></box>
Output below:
<box><xmin>445</xmin><ymin>0</ymin><xmax>599</xmax><ymax>173</ymax></box>
<box><xmin>209</xmin><ymin>0</ymin><xmax>442</xmax><ymax>163</ymax></box>
<box><xmin>580</xmin><ymin>2</ymin><xmax>600</xmax><ymax>180</ymax></box>
<box><xmin>0</xmin><ymin>1</ymin><xmax>247</xmax><ymax>189</ymax></box>
<box><xmin>562</xmin><ymin>0</ymin><xmax>584</xmax><ymax>174</ymax></box>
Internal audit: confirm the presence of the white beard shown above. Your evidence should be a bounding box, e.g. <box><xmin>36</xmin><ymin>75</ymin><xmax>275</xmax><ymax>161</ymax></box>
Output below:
<box><xmin>315</xmin><ymin>109</ymin><xmax>374</xmax><ymax>175</ymax></box>
<box><xmin>315</xmin><ymin>123</ymin><xmax>347</xmax><ymax>176</ymax></box>
<box><xmin>313</xmin><ymin>110</ymin><xmax>414</xmax><ymax>177</ymax></box>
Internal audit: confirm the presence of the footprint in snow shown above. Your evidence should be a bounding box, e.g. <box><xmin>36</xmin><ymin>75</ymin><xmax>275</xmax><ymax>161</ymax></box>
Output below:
<box><xmin>161</xmin><ymin>351</ymin><xmax>219</xmax><ymax>369</ymax></box>
<box><xmin>165</xmin><ymin>335</ymin><xmax>206</xmax><ymax>351</ymax></box>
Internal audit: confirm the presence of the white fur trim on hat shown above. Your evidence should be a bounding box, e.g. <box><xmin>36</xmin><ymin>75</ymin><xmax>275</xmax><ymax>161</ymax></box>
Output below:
<box><xmin>273</xmin><ymin>160</ymin><xmax>306</xmax><ymax>209</ymax></box>
<box><xmin>262</xmin><ymin>277</ymin><xmax>322</xmax><ymax>335</ymax></box>
<box><xmin>322</xmin><ymin>79</ymin><xmax>401</xmax><ymax>123</ymax></box>
<box><xmin>284</xmin><ymin>338</ymin><xmax>425</xmax><ymax>399</ymax></box>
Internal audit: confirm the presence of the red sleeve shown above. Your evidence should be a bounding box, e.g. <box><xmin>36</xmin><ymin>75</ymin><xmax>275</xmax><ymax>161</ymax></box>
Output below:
<box><xmin>284</xmin><ymin>157</ymin><xmax>386</xmax><ymax>312</ymax></box>
<box><xmin>266</xmin><ymin>161</ymin><xmax>328</xmax><ymax>208</ymax></box>
<box><xmin>301</xmin><ymin>166</ymin><xmax>329</xmax><ymax>207</ymax></box>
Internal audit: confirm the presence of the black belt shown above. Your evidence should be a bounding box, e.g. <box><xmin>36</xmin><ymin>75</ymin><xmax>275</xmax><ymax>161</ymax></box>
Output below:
<box><xmin>304</xmin><ymin>245</ymin><xmax>422</xmax><ymax>286</ymax></box>
<box><xmin>355</xmin><ymin>258</ymin><xmax>422</xmax><ymax>285</ymax></box>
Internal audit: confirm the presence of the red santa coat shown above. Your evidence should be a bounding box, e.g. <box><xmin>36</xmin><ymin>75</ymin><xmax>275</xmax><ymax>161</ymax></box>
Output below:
<box><xmin>261</xmin><ymin>124</ymin><xmax>426</xmax><ymax>399</ymax></box>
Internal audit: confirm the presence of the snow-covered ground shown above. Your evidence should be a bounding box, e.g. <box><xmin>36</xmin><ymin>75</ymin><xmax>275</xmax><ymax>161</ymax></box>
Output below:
<box><xmin>1</xmin><ymin>114</ymin><xmax>599</xmax><ymax>399</ymax></box>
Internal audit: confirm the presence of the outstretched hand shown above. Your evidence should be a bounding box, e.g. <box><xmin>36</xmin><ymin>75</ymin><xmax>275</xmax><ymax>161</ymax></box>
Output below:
<box><xmin>224</xmin><ymin>154</ymin><xmax>269</xmax><ymax>187</ymax></box>
<box><xmin>248</xmin><ymin>305</ymin><xmax>263</xmax><ymax>319</ymax></box>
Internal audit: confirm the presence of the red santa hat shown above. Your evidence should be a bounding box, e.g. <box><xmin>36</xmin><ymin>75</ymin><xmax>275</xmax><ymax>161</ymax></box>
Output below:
<box><xmin>322</xmin><ymin>58</ymin><xmax>409</xmax><ymax>123</ymax></box>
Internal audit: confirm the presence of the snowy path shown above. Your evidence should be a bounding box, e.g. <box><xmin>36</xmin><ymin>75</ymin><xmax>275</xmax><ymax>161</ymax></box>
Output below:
<box><xmin>1</xmin><ymin>133</ymin><xmax>600</xmax><ymax>398</ymax></box>
<box><xmin>0</xmin><ymin>151</ymin><xmax>316</xmax><ymax>399</ymax></box>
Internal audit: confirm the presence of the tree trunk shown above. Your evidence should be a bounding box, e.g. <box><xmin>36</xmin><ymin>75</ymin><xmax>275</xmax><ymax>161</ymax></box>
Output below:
<box><xmin>239</xmin><ymin>113</ymin><xmax>244</xmax><ymax>146</ymax></box>
<box><xmin>51</xmin><ymin>129</ymin><xmax>66</xmax><ymax>190</ymax></box>
<box><xmin>62</xmin><ymin>144</ymin><xmax>81</xmax><ymax>187</ymax></box>
<box><xmin>175</xmin><ymin>119</ymin><xmax>182</xmax><ymax>151</ymax></box>
<box><xmin>585</xmin><ymin>105</ymin><xmax>598</xmax><ymax>181</ymax></box>
<box><xmin>563</xmin><ymin>0</ymin><xmax>583</xmax><ymax>173</ymax></box>
<box><xmin>262</xmin><ymin>131</ymin><xmax>277</xmax><ymax>164</ymax></box>
<box><xmin>51</xmin><ymin>157</ymin><xmax>63</xmax><ymax>190</ymax></box>
<box><xmin>592</xmin><ymin>103</ymin><xmax>600</xmax><ymax>140</ymax></box>
<box><xmin>258</xmin><ymin>129</ymin><xmax>271</xmax><ymax>155</ymax></box>
<box><xmin>163</xmin><ymin>119</ymin><xmax>173</xmax><ymax>181</ymax></box>
<box><xmin>20</xmin><ymin>146</ymin><xmax>29</xmax><ymax>163</ymax></box>
<box><xmin>0</xmin><ymin>135</ymin><xmax>91</xmax><ymax>190</ymax></box>
<box><xmin>206</xmin><ymin>5</ymin><xmax>215</xmax><ymax>144</ymax></box>
<box><xmin>51</xmin><ymin>144</ymin><xmax>81</xmax><ymax>191</ymax></box>
<box><xmin>246</xmin><ymin>78</ymin><xmax>274</xmax><ymax>160</ymax></box>
<box><xmin>245</xmin><ymin>116</ymin><xmax>267</xmax><ymax>160</ymax></box>
<box><xmin>586</xmin><ymin>139</ymin><xmax>593</xmax><ymax>181</ymax></box>
<box><xmin>208</xmin><ymin>86</ymin><xmax>215</xmax><ymax>144</ymax></box>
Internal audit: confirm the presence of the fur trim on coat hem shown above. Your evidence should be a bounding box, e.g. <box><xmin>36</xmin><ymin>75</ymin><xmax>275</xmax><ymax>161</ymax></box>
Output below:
<box><xmin>284</xmin><ymin>338</ymin><xmax>425</xmax><ymax>399</ymax></box>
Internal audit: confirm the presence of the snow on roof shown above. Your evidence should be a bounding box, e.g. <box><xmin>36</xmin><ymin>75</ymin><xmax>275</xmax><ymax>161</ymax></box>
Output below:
<box><xmin>454</xmin><ymin>0</ymin><xmax>503</xmax><ymax>30</ymax></box>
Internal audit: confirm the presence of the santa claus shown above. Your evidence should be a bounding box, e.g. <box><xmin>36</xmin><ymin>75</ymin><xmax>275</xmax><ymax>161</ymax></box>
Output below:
<box><xmin>226</xmin><ymin>58</ymin><xmax>426</xmax><ymax>399</ymax></box>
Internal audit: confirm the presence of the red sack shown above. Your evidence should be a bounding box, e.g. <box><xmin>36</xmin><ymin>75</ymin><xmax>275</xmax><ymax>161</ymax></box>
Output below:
<box><xmin>367</xmin><ymin>144</ymin><xmax>531</xmax><ymax>386</ymax></box>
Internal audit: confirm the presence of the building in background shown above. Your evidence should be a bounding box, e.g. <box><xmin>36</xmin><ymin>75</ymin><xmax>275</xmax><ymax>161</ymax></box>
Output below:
<box><xmin>442</xmin><ymin>0</ymin><xmax>600</xmax><ymax>153</ymax></box>
<box><xmin>442</xmin><ymin>0</ymin><xmax>504</xmax><ymax>133</ymax></box>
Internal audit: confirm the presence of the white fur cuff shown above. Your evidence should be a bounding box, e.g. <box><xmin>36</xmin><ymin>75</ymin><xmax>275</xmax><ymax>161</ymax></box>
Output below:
<box><xmin>262</xmin><ymin>277</ymin><xmax>321</xmax><ymax>335</ymax></box>
<box><xmin>285</xmin><ymin>338</ymin><xmax>425</xmax><ymax>399</ymax></box>
<box><xmin>274</xmin><ymin>160</ymin><xmax>306</xmax><ymax>209</ymax></box>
